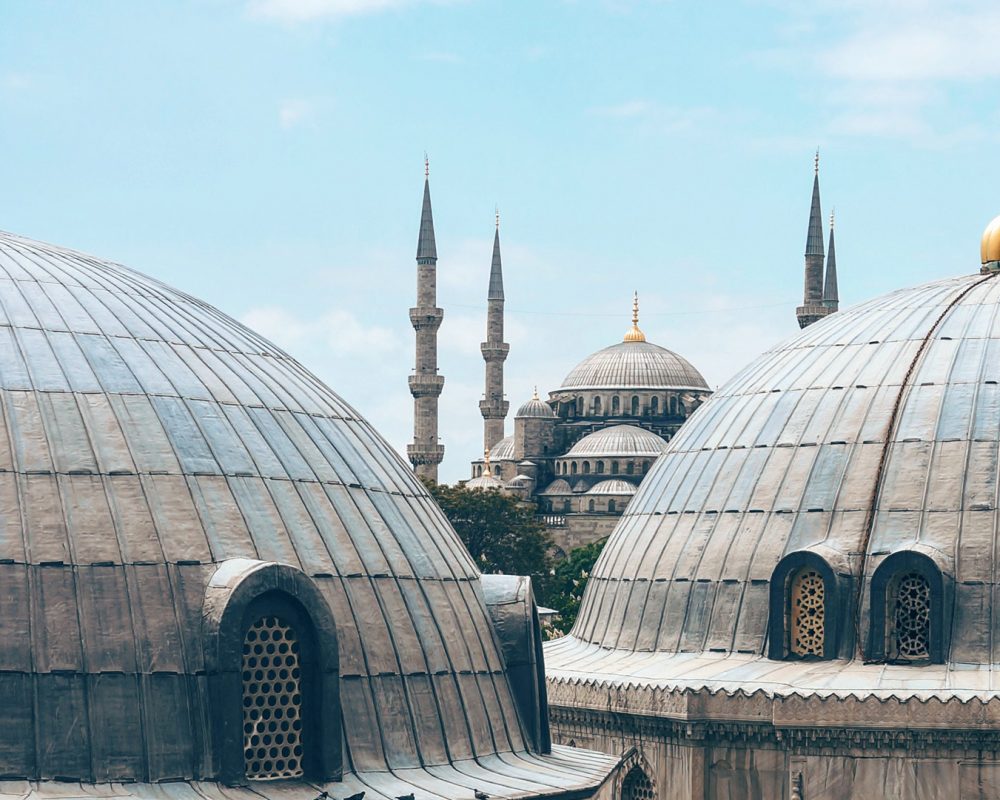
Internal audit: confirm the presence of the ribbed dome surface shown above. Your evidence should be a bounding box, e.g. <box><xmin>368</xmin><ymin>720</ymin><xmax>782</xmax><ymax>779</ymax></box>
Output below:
<box><xmin>586</xmin><ymin>479</ymin><xmax>637</xmax><ymax>495</ymax></box>
<box><xmin>557</xmin><ymin>340</ymin><xmax>709</xmax><ymax>391</ymax></box>
<box><xmin>0</xmin><ymin>231</ymin><xmax>528</xmax><ymax>781</ymax></box>
<box><xmin>489</xmin><ymin>434</ymin><xmax>515</xmax><ymax>460</ymax></box>
<box><xmin>541</xmin><ymin>479</ymin><xmax>572</xmax><ymax>495</ymax></box>
<box><xmin>466</xmin><ymin>473</ymin><xmax>505</xmax><ymax>490</ymax></box>
<box><xmin>566</xmin><ymin>424</ymin><xmax>667</xmax><ymax>458</ymax></box>
<box><xmin>565</xmin><ymin>271</ymin><xmax>1000</xmax><ymax>671</ymax></box>
<box><xmin>515</xmin><ymin>397</ymin><xmax>555</xmax><ymax>418</ymax></box>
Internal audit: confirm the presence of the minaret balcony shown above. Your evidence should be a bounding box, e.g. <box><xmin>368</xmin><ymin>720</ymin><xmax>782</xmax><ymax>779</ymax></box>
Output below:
<box><xmin>407</xmin><ymin>443</ymin><xmax>445</xmax><ymax>465</ymax></box>
<box><xmin>479</xmin><ymin>399</ymin><xmax>510</xmax><ymax>418</ymax></box>
<box><xmin>408</xmin><ymin>374</ymin><xmax>445</xmax><ymax>397</ymax></box>
<box><xmin>409</xmin><ymin>307</ymin><xmax>444</xmax><ymax>330</ymax></box>
<box><xmin>795</xmin><ymin>302</ymin><xmax>833</xmax><ymax>329</ymax></box>
<box><xmin>480</xmin><ymin>342</ymin><xmax>510</xmax><ymax>360</ymax></box>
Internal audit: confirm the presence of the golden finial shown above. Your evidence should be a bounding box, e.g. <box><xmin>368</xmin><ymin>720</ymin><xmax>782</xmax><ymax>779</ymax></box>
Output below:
<box><xmin>982</xmin><ymin>214</ymin><xmax>1000</xmax><ymax>267</ymax></box>
<box><xmin>495</xmin><ymin>205</ymin><xmax>500</xmax><ymax>230</ymax></box>
<box><xmin>623</xmin><ymin>291</ymin><xmax>646</xmax><ymax>343</ymax></box>
<box><xmin>532</xmin><ymin>385</ymin><xmax>539</xmax><ymax>400</ymax></box>
<box><xmin>814</xmin><ymin>148</ymin><xmax>819</xmax><ymax>175</ymax></box>
<box><xmin>483</xmin><ymin>447</ymin><xmax>492</xmax><ymax>470</ymax></box>
<box><xmin>830</xmin><ymin>208</ymin><xmax>835</xmax><ymax>230</ymax></box>
<box><xmin>424</xmin><ymin>153</ymin><xmax>429</xmax><ymax>178</ymax></box>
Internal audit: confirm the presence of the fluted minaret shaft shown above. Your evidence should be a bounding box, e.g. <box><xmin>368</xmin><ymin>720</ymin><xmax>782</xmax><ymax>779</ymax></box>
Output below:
<box><xmin>480</xmin><ymin>221</ymin><xmax>509</xmax><ymax>450</ymax></box>
<box><xmin>407</xmin><ymin>168</ymin><xmax>445</xmax><ymax>482</ymax></box>
<box><xmin>796</xmin><ymin>152</ymin><xmax>832</xmax><ymax>329</ymax></box>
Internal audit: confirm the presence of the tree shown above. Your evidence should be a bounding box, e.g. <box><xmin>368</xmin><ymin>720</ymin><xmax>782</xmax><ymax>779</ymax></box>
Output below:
<box><xmin>541</xmin><ymin>537</ymin><xmax>608</xmax><ymax>636</ymax></box>
<box><xmin>423</xmin><ymin>480</ymin><xmax>553</xmax><ymax>583</ymax></box>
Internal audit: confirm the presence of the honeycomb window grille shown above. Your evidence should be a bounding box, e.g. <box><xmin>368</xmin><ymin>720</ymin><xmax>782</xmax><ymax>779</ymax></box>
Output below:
<box><xmin>790</xmin><ymin>568</ymin><xmax>825</xmax><ymax>657</ymax></box>
<box><xmin>242</xmin><ymin>615</ymin><xmax>305</xmax><ymax>780</ymax></box>
<box><xmin>891</xmin><ymin>572</ymin><xmax>931</xmax><ymax>660</ymax></box>
<box><xmin>622</xmin><ymin>766</ymin><xmax>655</xmax><ymax>800</ymax></box>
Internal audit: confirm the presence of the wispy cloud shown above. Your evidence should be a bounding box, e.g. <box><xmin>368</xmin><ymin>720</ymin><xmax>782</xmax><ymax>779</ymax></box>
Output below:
<box><xmin>588</xmin><ymin>100</ymin><xmax>721</xmax><ymax>134</ymax></box>
<box><xmin>240</xmin><ymin>306</ymin><xmax>401</xmax><ymax>356</ymax></box>
<box><xmin>248</xmin><ymin>0</ymin><xmax>459</xmax><ymax>22</ymax></box>
<box><xmin>278</xmin><ymin>98</ymin><xmax>317</xmax><ymax>130</ymax></box>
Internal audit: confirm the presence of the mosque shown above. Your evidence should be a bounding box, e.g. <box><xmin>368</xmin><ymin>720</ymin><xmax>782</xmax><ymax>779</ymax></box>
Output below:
<box><xmin>542</xmin><ymin>211</ymin><xmax>1000</xmax><ymax>800</ymax></box>
<box><xmin>407</xmin><ymin>157</ymin><xmax>840</xmax><ymax>558</ymax></box>
<box><xmin>0</xmin><ymin>228</ymin><xmax>620</xmax><ymax>798</ymax></box>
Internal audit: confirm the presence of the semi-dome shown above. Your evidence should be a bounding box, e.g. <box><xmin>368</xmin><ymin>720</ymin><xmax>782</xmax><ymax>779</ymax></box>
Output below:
<box><xmin>548</xmin><ymin>268</ymin><xmax>1000</xmax><ymax>700</ymax></box>
<box><xmin>557</xmin><ymin>340</ymin><xmax>708</xmax><ymax>392</ymax></box>
<box><xmin>516</xmin><ymin>389</ymin><xmax>556</xmax><ymax>418</ymax></box>
<box><xmin>542</xmin><ymin>478</ymin><xmax>572</xmax><ymax>495</ymax></box>
<box><xmin>565</xmin><ymin>424</ymin><xmax>667</xmax><ymax>458</ymax></box>
<box><xmin>489</xmin><ymin>434</ymin><xmax>516</xmax><ymax>460</ymax></box>
<box><xmin>0</xmin><ymin>230</ymin><xmax>614</xmax><ymax>796</ymax></box>
<box><xmin>586</xmin><ymin>479</ymin><xmax>637</xmax><ymax>496</ymax></box>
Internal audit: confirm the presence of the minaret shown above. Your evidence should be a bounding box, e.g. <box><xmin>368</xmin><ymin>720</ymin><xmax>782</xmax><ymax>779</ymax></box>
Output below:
<box><xmin>479</xmin><ymin>209</ymin><xmax>510</xmax><ymax>451</ymax></box>
<box><xmin>795</xmin><ymin>151</ymin><xmax>832</xmax><ymax>329</ymax></box>
<box><xmin>407</xmin><ymin>158</ymin><xmax>445</xmax><ymax>482</ymax></box>
<box><xmin>823</xmin><ymin>209</ymin><xmax>839</xmax><ymax>312</ymax></box>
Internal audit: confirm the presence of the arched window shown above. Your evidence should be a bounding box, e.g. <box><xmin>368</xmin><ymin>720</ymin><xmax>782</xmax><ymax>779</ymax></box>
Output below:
<box><xmin>612</xmin><ymin>395</ymin><xmax>620</xmax><ymax>415</ymax></box>
<box><xmin>608</xmin><ymin>499</ymin><xmax>616</xmax><ymax>513</ymax></box>
<box><xmin>890</xmin><ymin>573</ymin><xmax>931</xmax><ymax>661</ymax></box>
<box><xmin>768</xmin><ymin>551</ymin><xmax>839</xmax><ymax>661</ymax></box>
<box><xmin>642</xmin><ymin>460</ymin><xmax>650</xmax><ymax>473</ymax></box>
<box><xmin>650</xmin><ymin>396</ymin><xmax>659</xmax><ymax>415</ymax></box>
<box><xmin>631</xmin><ymin>396</ymin><xmax>640</xmax><ymax>416</ymax></box>
<box><xmin>571</xmin><ymin>462</ymin><xmax>578</xmax><ymax>475</ymax></box>
<box><xmin>563</xmin><ymin>499</ymin><xmax>571</xmax><ymax>513</ymax></box>
<box><xmin>622</xmin><ymin>766</ymin><xmax>655</xmax><ymax>800</ymax></box>
<box><xmin>588</xmin><ymin>499</ymin><xmax>595</xmax><ymax>512</ymax></box>
<box><xmin>611</xmin><ymin>462</ymin><xmax>619</xmax><ymax>475</ymax></box>
<box><xmin>592</xmin><ymin>396</ymin><xmax>602</xmax><ymax>415</ymax></box>
<box><xmin>596</xmin><ymin>460</ymin><xmax>605</xmax><ymax>474</ymax></box>
<box><xmin>582</xmin><ymin>461</ymin><xmax>590</xmax><ymax>474</ymax></box>
<box><xmin>789</xmin><ymin>568</ymin><xmax>825</xmax><ymax>657</ymax></box>
<box><xmin>493</xmin><ymin>464</ymin><xmax>500</xmax><ymax>476</ymax></box>
<box><xmin>243</xmin><ymin>615</ymin><xmax>305</xmax><ymax>779</ymax></box>
<box><xmin>669</xmin><ymin>395</ymin><xmax>677</xmax><ymax>415</ymax></box>
<box><xmin>576</xmin><ymin>397</ymin><xmax>584</xmax><ymax>416</ymax></box>
<box><xmin>626</xmin><ymin>462</ymin><xmax>634</xmax><ymax>475</ymax></box>
<box><xmin>869</xmin><ymin>551</ymin><xmax>947</xmax><ymax>664</ymax></box>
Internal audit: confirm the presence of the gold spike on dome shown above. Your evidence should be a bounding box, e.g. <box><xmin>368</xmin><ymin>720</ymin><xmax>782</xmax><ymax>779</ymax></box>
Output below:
<box><xmin>532</xmin><ymin>386</ymin><xmax>540</xmax><ymax>400</ymax></box>
<box><xmin>623</xmin><ymin>291</ymin><xmax>646</xmax><ymax>342</ymax></box>
<box><xmin>483</xmin><ymin>447</ymin><xmax>492</xmax><ymax>470</ymax></box>
<box><xmin>982</xmin><ymin>215</ymin><xmax>1000</xmax><ymax>268</ymax></box>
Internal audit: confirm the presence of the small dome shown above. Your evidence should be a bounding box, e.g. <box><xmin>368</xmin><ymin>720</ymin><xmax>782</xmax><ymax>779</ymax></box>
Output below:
<box><xmin>558</xmin><ymin>340</ymin><xmax>709</xmax><ymax>392</ymax></box>
<box><xmin>983</xmin><ymin>215</ymin><xmax>1000</xmax><ymax>265</ymax></box>
<box><xmin>541</xmin><ymin>478</ymin><xmax>573</xmax><ymax>495</ymax></box>
<box><xmin>586</xmin><ymin>479</ymin><xmax>638</xmax><ymax>496</ymax></box>
<box><xmin>566</xmin><ymin>424</ymin><xmax>667</xmax><ymax>458</ymax></box>
<box><xmin>516</xmin><ymin>389</ymin><xmax>556</xmax><ymax>419</ymax></box>
<box><xmin>572</xmin><ymin>480</ymin><xmax>589</xmax><ymax>493</ymax></box>
<box><xmin>507</xmin><ymin>474</ymin><xmax>534</xmax><ymax>487</ymax></box>
<box><xmin>466</xmin><ymin>473</ymin><xmax>505</xmax><ymax>490</ymax></box>
<box><xmin>489</xmin><ymin>435</ymin><xmax>515</xmax><ymax>461</ymax></box>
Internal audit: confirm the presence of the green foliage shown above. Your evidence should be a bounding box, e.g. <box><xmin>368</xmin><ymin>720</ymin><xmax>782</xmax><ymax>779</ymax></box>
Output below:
<box><xmin>423</xmin><ymin>479</ymin><xmax>553</xmax><ymax>581</ymax></box>
<box><xmin>539</xmin><ymin>537</ymin><xmax>608</xmax><ymax>636</ymax></box>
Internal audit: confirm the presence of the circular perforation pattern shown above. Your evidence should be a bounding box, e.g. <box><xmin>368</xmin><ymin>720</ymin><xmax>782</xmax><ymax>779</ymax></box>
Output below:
<box><xmin>242</xmin><ymin>616</ymin><xmax>304</xmax><ymax>780</ymax></box>
<box><xmin>622</xmin><ymin>766</ymin><xmax>656</xmax><ymax>800</ymax></box>
<box><xmin>893</xmin><ymin>573</ymin><xmax>931</xmax><ymax>659</ymax></box>
<box><xmin>791</xmin><ymin>569</ymin><xmax>825</xmax><ymax>657</ymax></box>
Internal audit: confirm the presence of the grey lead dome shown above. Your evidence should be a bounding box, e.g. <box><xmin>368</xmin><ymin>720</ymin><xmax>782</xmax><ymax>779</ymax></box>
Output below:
<box><xmin>558</xmin><ymin>340</ymin><xmax>709</xmax><ymax>392</ymax></box>
<box><xmin>551</xmin><ymin>271</ymin><xmax>1000</xmax><ymax>694</ymax></box>
<box><xmin>0</xmin><ymin>230</ymin><xmax>614</xmax><ymax>795</ymax></box>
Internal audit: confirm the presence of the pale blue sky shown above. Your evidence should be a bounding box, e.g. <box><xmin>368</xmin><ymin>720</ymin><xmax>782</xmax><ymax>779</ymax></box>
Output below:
<box><xmin>2</xmin><ymin>0</ymin><xmax>999</xmax><ymax>481</ymax></box>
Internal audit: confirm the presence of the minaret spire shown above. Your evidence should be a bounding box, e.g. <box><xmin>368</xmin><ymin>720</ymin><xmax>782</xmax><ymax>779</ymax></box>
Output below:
<box><xmin>480</xmin><ymin>210</ymin><xmax>510</xmax><ymax>451</ymax></box>
<box><xmin>407</xmin><ymin>159</ymin><xmax>445</xmax><ymax>482</ymax></box>
<box><xmin>796</xmin><ymin>150</ymin><xmax>833</xmax><ymax>329</ymax></box>
<box><xmin>823</xmin><ymin>209</ymin><xmax>839</xmax><ymax>311</ymax></box>
<box><xmin>623</xmin><ymin>291</ymin><xmax>646</xmax><ymax>342</ymax></box>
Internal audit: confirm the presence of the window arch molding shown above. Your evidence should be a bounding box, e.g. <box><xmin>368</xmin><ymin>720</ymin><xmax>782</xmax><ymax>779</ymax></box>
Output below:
<box><xmin>203</xmin><ymin>559</ymin><xmax>341</xmax><ymax>785</ymax></box>
<box><xmin>868</xmin><ymin>550</ymin><xmax>948</xmax><ymax>664</ymax></box>
<box><xmin>768</xmin><ymin>551</ymin><xmax>841</xmax><ymax>660</ymax></box>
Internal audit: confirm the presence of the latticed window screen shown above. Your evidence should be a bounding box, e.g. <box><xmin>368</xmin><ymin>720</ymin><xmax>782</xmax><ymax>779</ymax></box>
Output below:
<box><xmin>242</xmin><ymin>616</ymin><xmax>304</xmax><ymax>779</ymax></box>
<box><xmin>622</xmin><ymin>767</ymin><xmax>656</xmax><ymax>800</ymax></box>
<box><xmin>892</xmin><ymin>572</ymin><xmax>931</xmax><ymax>659</ymax></box>
<box><xmin>790</xmin><ymin>569</ymin><xmax>825</xmax><ymax>657</ymax></box>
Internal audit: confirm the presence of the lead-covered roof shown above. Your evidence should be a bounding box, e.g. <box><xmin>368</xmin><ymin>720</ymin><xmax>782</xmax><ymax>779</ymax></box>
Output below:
<box><xmin>557</xmin><ymin>340</ymin><xmax>709</xmax><ymax>392</ymax></box>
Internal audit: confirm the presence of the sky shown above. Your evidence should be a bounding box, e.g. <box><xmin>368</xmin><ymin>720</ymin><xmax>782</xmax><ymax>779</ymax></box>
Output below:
<box><xmin>1</xmin><ymin>0</ymin><xmax>999</xmax><ymax>483</ymax></box>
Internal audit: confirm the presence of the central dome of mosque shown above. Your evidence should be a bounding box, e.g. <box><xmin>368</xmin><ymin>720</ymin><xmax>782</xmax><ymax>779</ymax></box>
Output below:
<box><xmin>557</xmin><ymin>340</ymin><xmax>709</xmax><ymax>392</ymax></box>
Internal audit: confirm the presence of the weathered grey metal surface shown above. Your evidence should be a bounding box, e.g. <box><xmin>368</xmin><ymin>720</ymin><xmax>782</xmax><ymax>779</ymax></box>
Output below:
<box><xmin>490</xmin><ymin>434</ymin><xmax>516</xmax><ymax>461</ymax></box>
<box><xmin>556</xmin><ymin>341</ymin><xmax>709</xmax><ymax>392</ymax></box>
<box><xmin>565</xmin><ymin>425</ymin><xmax>666</xmax><ymax>458</ymax></box>
<box><xmin>515</xmin><ymin>397</ymin><xmax>556</xmax><ymax>419</ymax></box>
<box><xmin>0</xmin><ymin>229</ymin><xmax>615</xmax><ymax>796</ymax></box>
<box><xmin>550</xmin><ymin>271</ymin><xmax>1000</xmax><ymax>699</ymax></box>
<box><xmin>585</xmin><ymin>480</ymin><xmax>636</xmax><ymax>496</ymax></box>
